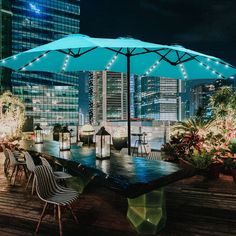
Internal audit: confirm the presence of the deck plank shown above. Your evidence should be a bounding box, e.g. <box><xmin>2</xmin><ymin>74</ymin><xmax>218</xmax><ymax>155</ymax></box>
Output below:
<box><xmin>1</xmin><ymin>152</ymin><xmax>236</xmax><ymax>235</ymax></box>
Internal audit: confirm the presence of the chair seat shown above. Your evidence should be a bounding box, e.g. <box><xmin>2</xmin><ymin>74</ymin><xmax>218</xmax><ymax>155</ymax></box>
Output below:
<box><xmin>46</xmin><ymin>191</ymin><xmax>79</xmax><ymax>206</ymax></box>
<box><xmin>53</xmin><ymin>171</ymin><xmax>72</xmax><ymax>179</ymax></box>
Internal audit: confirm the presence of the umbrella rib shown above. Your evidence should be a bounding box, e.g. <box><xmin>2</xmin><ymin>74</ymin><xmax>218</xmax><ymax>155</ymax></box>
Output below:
<box><xmin>132</xmin><ymin>48</ymin><xmax>166</xmax><ymax>56</ymax></box>
<box><xmin>18</xmin><ymin>50</ymin><xmax>51</xmax><ymax>71</ymax></box>
<box><xmin>105</xmin><ymin>47</ymin><xmax>127</xmax><ymax>56</ymax></box>
<box><xmin>57</xmin><ymin>47</ymin><xmax>98</xmax><ymax>58</ymax></box>
<box><xmin>193</xmin><ymin>57</ymin><xmax>225</xmax><ymax>78</ymax></box>
<box><xmin>178</xmin><ymin>56</ymin><xmax>198</xmax><ymax>64</ymax></box>
<box><xmin>154</xmin><ymin>49</ymin><xmax>173</xmax><ymax>65</ymax></box>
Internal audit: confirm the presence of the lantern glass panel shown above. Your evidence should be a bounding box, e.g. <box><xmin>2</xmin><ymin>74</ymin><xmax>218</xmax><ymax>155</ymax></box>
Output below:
<box><xmin>59</xmin><ymin>130</ymin><xmax>71</xmax><ymax>151</ymax></box>
<box><xmin>34</xmin><ymin>126</ymin><xmax>43</xmax><ymax>144</ymax></box>
<box><xmin>96</xmin><ymin>134</ymin><xmax>111</xmax><ymax>159</ymax></box>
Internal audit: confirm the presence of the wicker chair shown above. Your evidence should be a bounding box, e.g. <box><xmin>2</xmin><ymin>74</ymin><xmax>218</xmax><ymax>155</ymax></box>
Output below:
<box><xmin>34</xmin><ymin>165</ymin><xmax>79</xmax><ymax>236</ymax></box>
<box><xmin>24</xmin><ymin>151</ymin><xmax>37</xmax><ymax>194</ymax></box>
<box><xmin>40</xmin><ymin>156</ymin><xmax>72</xmax><ymax>181</ymax></box>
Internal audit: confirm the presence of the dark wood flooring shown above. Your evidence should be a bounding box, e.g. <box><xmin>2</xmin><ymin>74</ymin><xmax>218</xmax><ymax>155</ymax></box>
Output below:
<box><xmin>1</xmin><ymin>152</ymin><xmax>236</xmax><ymax>236</ymax></box>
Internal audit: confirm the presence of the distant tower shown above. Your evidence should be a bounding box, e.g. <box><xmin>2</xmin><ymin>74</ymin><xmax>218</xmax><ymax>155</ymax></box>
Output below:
<box><xmin>90</xmin><ymin>71</ymin><xmax>127</xmax><ymax>125</ymax></box>
<box><xmin>139</xmin><ymin>76</ymin><xmax>178</xmax><ymax>121</ymax></box>
<box><xmin>0</xmin><ymin>0</ymin><xmax>12</xmax><ymax>92</ymax></box>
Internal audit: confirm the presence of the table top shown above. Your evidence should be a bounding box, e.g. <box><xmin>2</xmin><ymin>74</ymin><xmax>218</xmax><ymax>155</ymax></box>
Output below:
<box><xmin>21</xmin><ymin>140</ymin><xmax>194</xmax><ymax>198</ymax></box>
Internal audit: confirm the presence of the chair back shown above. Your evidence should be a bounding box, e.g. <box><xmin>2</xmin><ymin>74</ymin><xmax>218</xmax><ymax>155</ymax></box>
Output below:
<box><xmin>2</xmin><ymin>145</ymin><xmax>8</xmax><ymax>158</ymax></box>
<box><xmin>24</xmin><ymin>152</ymin><xmax>36</xmax><ymax>172</ymax></box>
<box><xmin>40</xmin><ymin>157</ymin><xmax>53</xmax><ymax>171</ymax></box>
<box><xmin>6</xmin><ymin>149</ymin><xmax>18</xmax><ymax>166</ymax></box>
<box><xmin>34</xmin><ymin>165</ymin><xmax>58</xmax><ymax>200</ymax></box>
<box><xmin>1</xmin><ymin>144</ymin><xmax>6</xmax><ymax>153</ymax></box>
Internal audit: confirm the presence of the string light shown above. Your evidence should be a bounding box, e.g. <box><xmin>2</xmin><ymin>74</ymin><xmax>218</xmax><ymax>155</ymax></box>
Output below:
<box><xmin>197</xmin><ymin>59</ymin><xmax>224</xmax><ymax>78</ymax></box>
<box><xmin>105</xmin><ymin>55</ymin><xmax>118</xmax><ymax>71</ymax></box>
<box><xmin>179</xmin><ymin>63</ymin><xmax>187</xmax><ymax>79</ymax></box>
<box><xmin>19</xmin><ymin>51</ymin><xmax>50</xmax><ymax>71</ymax></box>
<box><xmin>143</xmin><ymin>60</ymin><xmax>160</xmax><ymax>76</ymax></box>
<box><xmin>62</xmin><ymin>54</ymin><xmax>70</xmax><ymax>71</ymax></box>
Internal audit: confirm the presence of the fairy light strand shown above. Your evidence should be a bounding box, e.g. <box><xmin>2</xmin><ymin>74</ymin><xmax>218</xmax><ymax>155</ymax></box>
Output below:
<box><xmin>105</xmin><ymin>55</ymin><xmax>118</xmax><ymax>71</ymax></box>
<box><xmin>143</xmin><ymin>60</ymin><xmax>160</xmax><ymax>76</ymax></box>
<box><xmin>198</xmin><ymin>58</ymin><xmax>225</xmax><ymax>78</ymax></box>
<box><xmin>62</xmin><ymin>54</ymin><xmax>70</xmax><ymax>71</ymax></box>
<box><xmin>19</xmin><ymin>51</ymin><xmax>50</xmax><ymax>71</ymax></box>
<box><xmin>179</xmin><ymin>63</ymin><xmax>188</xmax><ymax>79</ymax></box>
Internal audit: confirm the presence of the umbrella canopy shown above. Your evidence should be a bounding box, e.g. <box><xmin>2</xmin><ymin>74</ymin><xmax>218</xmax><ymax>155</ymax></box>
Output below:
<box><xmin>1</xmin><ymin>34</ymin><xmax>235</xmax><ymax>79</ymax></box>
<box><xmin>1</xmin><ymin>34</ymin><xmax>236</xmax><ymax>154</ymax></box>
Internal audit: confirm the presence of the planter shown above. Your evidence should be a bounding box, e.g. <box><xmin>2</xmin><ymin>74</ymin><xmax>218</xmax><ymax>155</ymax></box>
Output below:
<box><xmin>231</xmin><ymin>168</ymin><xmax>236</xmax><ymax>183</ymax></box>
<box><xmin>206</xmin><ymin>163</ymin><xmax>222</xmax><ymax>180</ymax></box>
<box><xmin>179</xmin><ymin>158</ymin><xmax>194</xmax><ymax>169</ymax></box>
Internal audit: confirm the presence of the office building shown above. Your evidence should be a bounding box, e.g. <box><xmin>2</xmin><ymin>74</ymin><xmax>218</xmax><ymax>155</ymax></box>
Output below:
<box><xmin>189</xmin><ymin>78</ymin><xmax>234</xmax><ymax>118</ymax></box>
<box><xmin>7</xmin><ymin>0</ymin><xmax>81</xmax><ymax>131</ymax></box>
<box><xmin>0</xmin><ymin>0</ymin><xmax>12</xmax><ymax>92</ymax></box>
<box><xmin>90</xmin><ymin>71</ymin><xmax>127</xmax><ymax>125</ymax></box>
<box><xmin>139</xmin><ymin>76</ymin><xmax>178</xmax><ymax>121</ymax></box>
<box><xmin>13</xmin><ymin>85</ymin><xmax>79</xmax><ymax>129</ymax></box>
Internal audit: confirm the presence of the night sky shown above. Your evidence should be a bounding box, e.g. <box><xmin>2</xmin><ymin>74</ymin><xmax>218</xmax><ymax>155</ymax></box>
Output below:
<box><xmin>80</xmin><ymin>0</ymin><xmax>236</xmax><ymax>66</ymax></box>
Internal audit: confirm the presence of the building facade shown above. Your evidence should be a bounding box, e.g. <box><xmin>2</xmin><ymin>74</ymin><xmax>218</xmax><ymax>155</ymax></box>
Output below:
<box><xmin>90</xmin><ymin>71</ymin><xmax>127</xmax><ymax>125</ymax></box>
<box><xmin>188</xmin><ymin>78</ymin><xmax>234</xmax><ymax>118</ymax></box>
<box><xmin>6</xmin><ymin>0</ymin><xmax>81</xmax><ymax>132</ymax></box>
<box><xmin>13</xmin><ymin>85</ymin><xmax>79</xmax><ymax>129</ymax></box>
<box><xmin>0</xmin><ymin>0</ymin><xmax>12</xmax><ymax>92</ymax></box>
<box><xmin>139</xmin><ymin>76</ymin><xmax>178</xmax><ymax>121</ymax></box>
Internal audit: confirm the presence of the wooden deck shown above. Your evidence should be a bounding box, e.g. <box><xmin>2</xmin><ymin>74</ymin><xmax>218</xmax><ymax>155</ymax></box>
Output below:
<box><xmin>1</xmin><ymin>152</ymin><xmax>236</xmax><ymax>236</ymax></box>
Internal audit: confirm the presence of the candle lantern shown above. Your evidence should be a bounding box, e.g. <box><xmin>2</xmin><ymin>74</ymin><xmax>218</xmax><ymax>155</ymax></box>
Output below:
<box><xmin>80</xmin><ymin>124</ymin><xmax>95</xmax><ymax>146</ymax></box>
<box><xmin>96</xmin><ymin>126</ymin><xmax>111</xmax><ymax>160</ymax></box>
<box><xmin>59</xmin><ymin>126</ymin><xmax>71</xmax><ymax>151</ymax></box>
<box><xmin>34</xmin><ymin>125</ymin><xmax>43</xmax><ymax>144</ymax></box>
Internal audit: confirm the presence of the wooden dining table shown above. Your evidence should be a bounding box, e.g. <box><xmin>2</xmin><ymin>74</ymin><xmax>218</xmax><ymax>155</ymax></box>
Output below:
<box><xmin>20</xmin><ymin>140</ymin><xmax>195</xmax><ymax>234</ymax></box>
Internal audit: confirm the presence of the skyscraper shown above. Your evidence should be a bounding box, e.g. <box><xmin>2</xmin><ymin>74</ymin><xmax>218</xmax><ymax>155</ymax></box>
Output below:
<box><xmin>7</xmin><ymin>0</ymin><xmax>81</xmax><ymax>132</ymax></box>
<box><xmin>0</xmin><ymin>0</ymin><xmax>12</xmax><ymax>92</ymax></box>
<box><xmin>90</xmin><ymin>71</ymin><xmax>127</xmax><ymax>125</ymax></box>
<box><xmin>139</xmin><ymin>76</ymin><xmax>178</xmax><ymax>121</ymax></box>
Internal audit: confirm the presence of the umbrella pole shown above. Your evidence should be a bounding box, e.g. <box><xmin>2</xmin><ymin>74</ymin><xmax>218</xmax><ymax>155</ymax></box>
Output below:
<box><xmin>127</xmin><ymin>54</ymin><xmax>131</xmax><ymax>155</ymax></box>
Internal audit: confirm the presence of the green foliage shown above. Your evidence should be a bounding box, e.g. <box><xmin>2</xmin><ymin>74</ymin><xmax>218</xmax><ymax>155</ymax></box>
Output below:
<box><xmin>162</xmin><ymin>87</ymin><xmax>236</xmax><ymax>171</ymax></box>
<box><xmin>188</xmin><ymin>149</ymin><xmax>213</xmax><ymax>169</ymax></box>
<box><xmin>229</xmin><ymin>139</ymin><xmax>236</xmax><ymax>153</ymax></box>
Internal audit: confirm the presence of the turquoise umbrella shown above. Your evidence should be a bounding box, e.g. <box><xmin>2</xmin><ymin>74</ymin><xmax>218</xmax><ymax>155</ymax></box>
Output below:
<box><xmin>1</xmin><ymin>34</ymin><xmax>236</xmax><ymax>154</ymax></box>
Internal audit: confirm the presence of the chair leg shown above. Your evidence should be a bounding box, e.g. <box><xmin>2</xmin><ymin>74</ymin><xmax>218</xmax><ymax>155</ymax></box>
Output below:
<box><xmin>32</xmin><ymin>175</ymin><xmax>36</xmax><ymax>195</ymax></box>
<box><xmin>23</xmin><ymin>165</ymin><xmax>28</xmax><ymax>178</ymax></box>
<box><xmin>54</xmin><ymin>204</ymin><xmax>57</xmax><ymax>222</ymax></box>
<box><xmin>25</xmin><ymin>172</ymin><xmax>32</xmax><ymax>190</ymax></box>
<box><xmin>68</xmin><ymin>204</ymin><xmax>78</xmax><ymax>224</ymax></box>
<box><xmin>13</xmin><ymin>166</ymin><xmax>19</xmax><ymax>185</ymax></box>
<box><xmin>4</xmin><ymin>158</ymin><xmax>9</xmax><ymax>175</ymax></box>
<box><xmin>35</xmin><ymin>202</ymin><xmax>48</xmax><ymax>234</ymax></box>
<box><xmin>10</xmin><ymin>166</ymin><xmax>16</xmax><ymax>181</ymax></box>
<box><xmin>5</xmin><ymin>159</ymin><xmax>10</xmax><ymax>176</ymax></box>
<box><xmin>58</xmin><ymin>205</ymin><xmax>63</xmax><ymax>236</ymax></box>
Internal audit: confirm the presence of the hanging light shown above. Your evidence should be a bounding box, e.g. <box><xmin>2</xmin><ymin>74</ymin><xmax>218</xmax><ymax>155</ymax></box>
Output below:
<box><xmin>34</xmin><ymin>125</ymin><xmax>43</xmax><ymax>144</ymax></box>
<box><xmin>59</xmin><ymin>126</ymin><xmax>71</xmax><ymax>151</ymax></box>
<box><xmin>96</xmin><ymin>127</ymin><xmax>111</xmax><ymax>160</ymax></box>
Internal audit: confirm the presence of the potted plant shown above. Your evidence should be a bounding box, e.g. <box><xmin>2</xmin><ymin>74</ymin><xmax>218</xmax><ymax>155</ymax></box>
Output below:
<box><xmin>223</xmin><ymin>158</ymin><xmax>236</xmax><ymax>182</ymax></box>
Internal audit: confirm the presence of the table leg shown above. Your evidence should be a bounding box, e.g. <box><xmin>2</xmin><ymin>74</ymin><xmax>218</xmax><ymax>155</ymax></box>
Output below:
<box><xmin>127</xmin><ymin>188</ymin><xmax>166</xmax><ymax>234</ymax></box>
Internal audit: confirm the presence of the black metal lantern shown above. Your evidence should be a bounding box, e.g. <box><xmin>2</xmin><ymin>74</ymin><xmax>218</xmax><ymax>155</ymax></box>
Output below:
<box><xmin>59</xmin><ymin>126</ymin><xmax>71</xmax><ymax>151</ymax></box>
<box><xmin>96</xmin><ymin>126</ymin><xmax>111</xmax><ymax>160</ymax></box>
<box><xmin>34</xmin><ymin>125</ymin><xmax>43</xmax><ymax>144</ymax></box>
